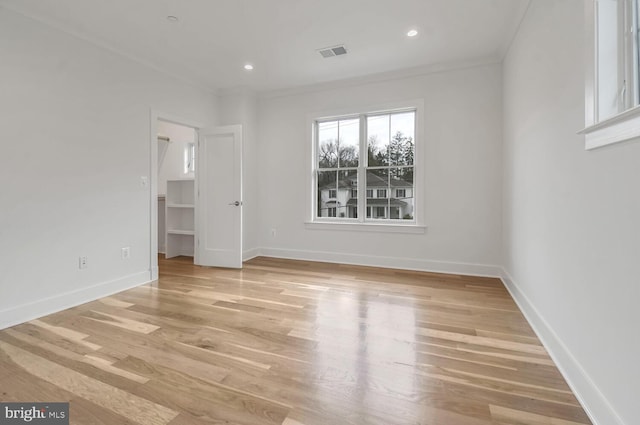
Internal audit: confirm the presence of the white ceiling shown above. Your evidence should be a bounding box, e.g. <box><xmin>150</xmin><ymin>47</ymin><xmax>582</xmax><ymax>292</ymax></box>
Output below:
<box><xmin>0</xmin><ymin>0</ymin><xmax>530</xmax><ymax>93</ymax></box>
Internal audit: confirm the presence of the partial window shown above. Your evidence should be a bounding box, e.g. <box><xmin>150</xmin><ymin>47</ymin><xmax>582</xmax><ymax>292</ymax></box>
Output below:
<box><xmin>583</xmin><ymin>0</ymin><xmax>640</xmax><ymax>148</ymax></box>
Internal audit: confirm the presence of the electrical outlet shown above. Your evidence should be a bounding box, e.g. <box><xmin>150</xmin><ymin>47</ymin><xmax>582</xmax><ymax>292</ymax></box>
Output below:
<box><xmin>121</xmin><ymin>247</ymin><xmax>131</xmax><ymax>260</ymax></box>
<box><xmin>271</xmin><ymin>228</ymin><xmax>276</xmax><ymax>237</ymax></box>
<box><xmin>79</xmin><ymin>256</ymin><xmax>88</xmax><ymax>269</ymax></box>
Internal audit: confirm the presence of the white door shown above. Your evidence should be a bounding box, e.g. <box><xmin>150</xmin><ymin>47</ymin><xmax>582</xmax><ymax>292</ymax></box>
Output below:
<box><xmin>196</xmin><ymin>125</ymin><xmax>243</xmax><ymax>268</ymax></box>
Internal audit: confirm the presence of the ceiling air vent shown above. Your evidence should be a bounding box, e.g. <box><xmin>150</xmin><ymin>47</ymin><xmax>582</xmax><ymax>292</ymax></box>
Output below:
<box><xmin>318</xmin><ymin>45</ymin><xmax>348</xmax><ymax>58</ymax></box>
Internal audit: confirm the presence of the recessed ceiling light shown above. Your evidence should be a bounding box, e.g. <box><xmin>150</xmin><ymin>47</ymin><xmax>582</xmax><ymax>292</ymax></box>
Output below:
<box><xmin>244</xmin><ymin>64</ymin><xmax>254</xmax><ymax>71</ymax></box>
<box><xmin>407</xmin><ymin>29</ymin><xmax>418</xmax><ymax>37</ymax></box>
<box><xmin>166</xmin><ymin>16</ymin><xmax>179</xmax><ymax>23</ymax></box>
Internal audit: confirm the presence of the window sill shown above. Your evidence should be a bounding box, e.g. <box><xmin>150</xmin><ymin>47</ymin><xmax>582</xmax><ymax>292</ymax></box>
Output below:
<box><xmin>580</xmin><ymin>106</ymin><xmax>640</xmax><ymax>150</ymax></box>
<box><xmin>304</xmin><ymin>221</ymin><xmax>427</xmax><ymax>234</ymax></box>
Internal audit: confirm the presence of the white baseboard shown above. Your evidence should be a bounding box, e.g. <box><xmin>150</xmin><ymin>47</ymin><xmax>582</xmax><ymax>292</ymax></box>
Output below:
<box><xmin>0</xmin><ymin>270</ymin><xmax>152</xmax><ymax>331</ymax></box>
<box><xmin>255</xmin><ymin>246</ymin><xmax>502</xmax><ymax>277</ymax></box>
<box><xmin>243</xmin><ymin>247</ymin><xmax>261</xmax><ymax>262</ymax></box>
<box><xmin>500</xmin><ymin>268</ymin><xmax>625</xmax><ymax>425</ymax></box>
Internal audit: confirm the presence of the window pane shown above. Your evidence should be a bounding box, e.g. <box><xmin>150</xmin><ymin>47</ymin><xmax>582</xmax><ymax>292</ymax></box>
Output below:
<box><xmin>637</xmin><ymin>0</ymin><xmax>640</xmax><ymax>104</ymax></box>
<box><xmin>390</xmin><ymin>112</ymin><xmax>415</xmax><ymax>166</ymax></box>
<box><xmin>391</xmin><ymin>167</ymin><xmax>414</xmax><ymax>220</ymax></box>
<box><xmin>338</xmin><ymin>169</ymin><xmax>357</xmax><ymax>218</ymax></box>
<box><xmin>339</xmin><ymin>119</ymin><xmax>359</xmax><ymax>167</ymax></box>
<box><xmin>597</xmin><ymin>0</ymin><xmax>623</xmax><ymax>120</ymax></box>
<box><xmin>366</xmin><ymin>169</ymin><xmax>389</xmax><ymax>220</ymax></box>
<box><xmin>184</xmin><ymin>143</ymin><xmax>196</xmax><ymax>174</ymax></box>
<box><xmin>318</xmin><ymin>121</ymin><xmax>338</xmax><ymax>168</ymax></box>
<box><xmin>367</xmin><ymin>114</ymin><xmax>390</xmax><ymax>166</ymax></box>
<box><xmin>317</xmin><ymin>170</ymin><xmax>337</xmax><ymax>217</ymax></box>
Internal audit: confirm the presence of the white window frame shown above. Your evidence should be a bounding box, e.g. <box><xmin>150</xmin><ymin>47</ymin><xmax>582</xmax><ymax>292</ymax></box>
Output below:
<box><xmin>581</xmin><ymin>0</ymin><xmax>640</xmax><ymax>149</ymax></box>
<box><xmin>306</xmin><ymin>100</ymin><xmax>426</xmax><ymax>234</ymax></box>
<box><xmin>397</xmin><ymin>188</ymin><xmax>406</xmax><ymax>198</ymax></box>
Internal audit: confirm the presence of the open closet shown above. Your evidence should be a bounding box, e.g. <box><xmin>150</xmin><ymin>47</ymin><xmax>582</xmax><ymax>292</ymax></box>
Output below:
<box><xmin>157</xmin><ymin>120</ymin><xmax>197</xmax><ymax>261</ymax></box>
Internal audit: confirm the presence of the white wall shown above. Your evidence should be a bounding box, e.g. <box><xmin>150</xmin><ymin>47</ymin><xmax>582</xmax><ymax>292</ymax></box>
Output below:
<box><xmin>157</xmin><ymin>121</ymin><xmax>196</xmax><ymax>196</ymax></box>
<box><xmin>502</xmin><ymin>2</ymin><xmax>639</xmax><ymax>425</ymax></box>
<box><xmin>217</xmin><ymin>90</ymin><xmax>260</xmax><ymax>260</ymax></box>
<box><xmin>256</xmin><ymin>64</ymin><xmax>503</xmax><ymax>274</ymax></box>
<box><xmin>0</xmin><ymin>8</ymin><xmax>216</xmax><ymax>328</ymax></box>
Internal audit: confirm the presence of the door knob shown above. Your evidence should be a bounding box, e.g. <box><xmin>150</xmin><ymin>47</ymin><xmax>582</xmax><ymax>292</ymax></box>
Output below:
<box><xmin>228</xmin><ymin>201</ymin><xmax>242</xmax><ymax>206</ymax></box>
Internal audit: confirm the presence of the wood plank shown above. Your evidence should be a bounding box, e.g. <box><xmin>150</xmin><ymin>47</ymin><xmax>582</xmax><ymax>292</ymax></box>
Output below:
<box><xmin>0</xmin><ymin>341</ymin><xmax>178</xmax><ymax>425</ymax></box>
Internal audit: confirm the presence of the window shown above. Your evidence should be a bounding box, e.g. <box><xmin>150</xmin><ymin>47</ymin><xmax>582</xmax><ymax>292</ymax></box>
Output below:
<box><xmin>184</xmin><ymin>143</ymin><xmax>196</xmax><ymax>174</ymax></box>
<box><xmin>583</xmin><ymin>0</ymin><xmax>640</xmax><ymax>149</ymax></box>
<box><xmin>313</xmin><ymin>107</ymin><xmax>418</xmax><ymax>225</ymax></box>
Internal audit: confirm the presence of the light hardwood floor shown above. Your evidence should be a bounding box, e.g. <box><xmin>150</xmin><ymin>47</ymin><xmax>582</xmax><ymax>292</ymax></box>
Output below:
<box><xmin>0</xmin><ymin>256</ymin><xmax>592</xmax><ymax>425</ymax></box>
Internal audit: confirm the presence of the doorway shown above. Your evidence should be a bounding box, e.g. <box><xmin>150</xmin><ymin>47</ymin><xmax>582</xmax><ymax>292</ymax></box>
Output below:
<box><xmin>157</xmin><ymin>120</ymin><xmax>197</xmax><ymax>258</ymax></box>
<box><xmin>149</xmin><ymin>112</ymin><xmax>244</xmax><ymax>280</ymax></box>
<box><xmin>152</xmin><ymin>116</ymin><xmax>199</xmax><ymax>279</ymax></box>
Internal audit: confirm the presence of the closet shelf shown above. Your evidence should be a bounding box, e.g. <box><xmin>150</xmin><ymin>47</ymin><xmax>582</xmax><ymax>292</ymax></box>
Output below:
<box><xmin>167</xmin><ymin>229</ymin><xmax>195</xmax><ymax>236</ymax></box>
<box><xmin>166</xmin><ymin>179</ymin><xmax>195</xmax><ymax>259</ymax></box>
<box><xmin>167</xmin><ymin>203</ymin><xmax>194</xmax><ymax>209</ymax></box>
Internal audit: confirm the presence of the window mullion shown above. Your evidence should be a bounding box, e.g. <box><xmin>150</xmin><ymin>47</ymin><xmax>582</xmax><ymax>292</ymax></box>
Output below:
<box><xmin>358</xmin><ymin>114</ymin><xmax>366</xmax><ymax>223</ymax></box>
<box><xmin>313</xmin><ymin>121</ymin><xmax>318</xmax><ymax>220</ymax></box>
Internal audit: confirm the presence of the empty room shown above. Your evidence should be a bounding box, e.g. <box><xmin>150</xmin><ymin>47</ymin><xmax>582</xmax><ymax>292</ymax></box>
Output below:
<box><xmin>0</xmin><ymin>1</ymin><xmax>637</xmax><ymax>424</ymax></box>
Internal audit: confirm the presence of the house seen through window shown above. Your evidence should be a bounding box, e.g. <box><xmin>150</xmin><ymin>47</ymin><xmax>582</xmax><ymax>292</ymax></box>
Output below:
<box><xmin>315</xmin><ymin>110</ymin><xmax>415</xmax><ymax>222</ymax></box>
